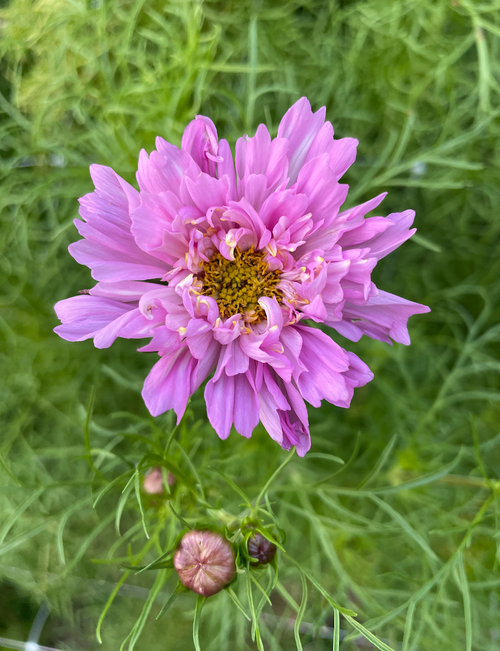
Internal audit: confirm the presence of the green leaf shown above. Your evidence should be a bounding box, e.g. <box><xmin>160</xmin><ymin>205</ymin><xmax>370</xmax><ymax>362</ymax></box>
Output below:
<box><xmin>226</xmin><ymin>585</ymin><xmax>252</xmax><ymax>622</ymax></box>
<box><xmin>96</xmin><ymin>572</ymin><xmax>130</xmax><ymax>644</ymax></box>
<box><xmin>333</xmin><ymin>608</ymin><xmax>340</xmax><ymax>651</ymax></box>
<box><xmin>250</xmin><ymin>572</ymin><xmax>272</xmax><ymax>607</ymax></box>
<box><xmin>210</xmin><ymin>466</ymin><xmax>253</xmax><ymax>507</ymax></box>
<box><xmin>115</xmin><ymin>474</ymin><xmax>135</xmax><ymax>536</ymax></box>
<box><xmin>0</xmin><ymin>488</ymin><xmax>45</xmax><ymax>546</ymax></box>
<box><xmin>315</xmin><ymin>433</ymin><xmax>361</xmax><ymax>485</ymax></box>
<box><xmin>57</xmin><ymin>497</ymin><xmax>90</xmax><ymax>565</ymax></box>
<box><xmin>401</xmin><ymin>600</ymin><xmax>417</xmax><ymax>651</ymax></box>
<box><xmin>84</xmin><ymin>386</ymin><xmax>96</xmax><ymax>468</ymax></box>
<box><xmin>284</xmin><ymin>553</ymin><xmax>357</xmax><ymax>617</ymax></box>
<box><xmin>357</xmin><ymin>435</ymin><xmax>397</xmax><ymax>489</ymax></box>
<box><xmin>135</xmin><ymin>548</ymin><xmax>175</xmax><ymax>574</ymax></box>
<box><xmin>168</xmin><ymin>501</ymin><xmax>192</xmax><ymax>530</ymax></box>
<box><xmin>123</xmin><ymin>569</ymin><xmax>170</xmax><ymax>651</ymax></box>
<box><xmin>134</xmin><ymin>469</ymin><xmax>150</xmax><ymax>539</ymax></box>
<box><xmin>305</xmin><ymin>453</ymin><xmax>344</xmax><ymax>465</ymax></box>
<box><xmin>246</xmin><ymin>567</ymin><xmax>263</xmax><ymax>650</ymax></box>
<box><xmin>255</xmin><ymin>447</ymin><xmax>295</xmax><ymax>511</ymax></box>
<box><xmin>156</xmin><ymin>581</ymin><xmax>185</xmax><ymax>621</ymax></box>
<box><xmin>455</xmin><ymin>552</ymin><xmax>472</xmax><ymax>651</ymax></box>
<box><xmin>344</xmin><ymin>615</ymin><xmax>397</xmax><ymax>651</ymax></box>
<box><xmin>294</xmin><ymin>572</ymin><xmax>308</xmax><ymax>651</ymax></box>
<box><xmin>93</xmin><ymin>470</ymin><xmax>134</xmax><ymax>509</ymax></box>
<box><xmin>369</xmin><ymin>495</ymin><xmax>440</xmax><ymax>565</ymax></box>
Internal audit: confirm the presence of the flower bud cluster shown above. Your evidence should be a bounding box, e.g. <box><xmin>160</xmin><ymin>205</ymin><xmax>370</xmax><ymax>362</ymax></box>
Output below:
<box><xmin>173</xmin><ymin>524</ymin><xmax>281</xmax><ymax>597</ymax></box>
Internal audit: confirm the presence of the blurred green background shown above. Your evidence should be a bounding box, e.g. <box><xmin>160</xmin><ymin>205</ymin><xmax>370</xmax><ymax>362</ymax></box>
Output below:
<box><xmin>1</xmin><ymin>0</ymin><xmax>500</xmax><ymax>649</ymax></box>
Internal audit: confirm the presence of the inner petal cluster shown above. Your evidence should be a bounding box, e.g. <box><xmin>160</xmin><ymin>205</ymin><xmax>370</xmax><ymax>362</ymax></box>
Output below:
<box><xmin>200</xmin><ymin>247</ymin><xmax>282</xmax><ymax>323</ymax></box>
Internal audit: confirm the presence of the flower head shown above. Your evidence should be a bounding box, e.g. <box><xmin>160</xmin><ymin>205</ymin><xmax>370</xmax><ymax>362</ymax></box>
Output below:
<box><xmin>54</xmin><ymin>98</ymin><xmax>430</xmax><ymax>455</ymax></box>
<box><xmin>173</xmin><ymin>530</ymin><xmax>236</xmax><ymax>597</ymax></box>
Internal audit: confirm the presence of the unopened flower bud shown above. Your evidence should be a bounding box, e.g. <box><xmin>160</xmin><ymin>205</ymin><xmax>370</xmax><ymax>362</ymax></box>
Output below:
<box><xmin>143</xmin><ymin>468</ymin><xmax>176</xmax><ymax>495</ymax></box>
<box><xmin>247</xmin><ymin>532</ymin><xmax>277</xmax><ymax>565</ymax></box>
<box><xmin>143</xmin><ymin>467</ymin><xmax>164</xmax><ymax>495</ymax></box>
<box><xmin>174</xmin><ymin>530</ymin><xmax>236</xmax><ymax>597</ymax></box>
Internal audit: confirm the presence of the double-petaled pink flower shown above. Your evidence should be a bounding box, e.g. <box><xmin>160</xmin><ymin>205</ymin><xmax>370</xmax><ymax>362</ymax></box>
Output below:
<box><xmin>54</xmin><ymin>98</ymin><xmax>429</xmax><ymax>456</ymax></box>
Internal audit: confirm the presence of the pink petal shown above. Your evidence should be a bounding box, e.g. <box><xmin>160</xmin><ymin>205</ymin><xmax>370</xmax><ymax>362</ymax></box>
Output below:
<box><xmin>205</xmin><ymin>372</ymin><xmax>235</xmax><ymax>440</ymax></box>
<box><xmin>181</xmin><ymin>115</ymin><xmax>221</xmax><ymax>176</ymax></box>
<box><xmin>94</xmin><ymin>306</ymin><xmax>165</xmax><ymax>349</ymax></box>
<box><xmin>217</xmin><ymin>139</ymin><xmax>237</xmax><ymax>200</ymax></box>
<box><xmin>138</xmin><ymin>325</ymin><xmax>183</xmax><ymax>353</ymax></box>
<box><xmin>137</xmin><ymin>144</ymin><xmax>194</xmax><ymax>195</ymax></box>
<box><xmin>337</xmin><ymin>216</ymin><xmax>392</xmax><ymax>248</ymax></box>
<box><xmin>142</xmin><ymin>347</ymin><xmax>196</xmax><ymax>420</ymax></box>
<box><xmin>336</xmin><ymin>290</ymin><xmax>430</xmax><ymax>345</ymax></box>
<box><xmin>295</xmin><ymin>325</ymin><xmax>350</xmax><ymax>407</ymax></box>
<box><xmin>183</xmin><ymin>173</ymin><xmax>230</xmax><ymax>214</ymax></box>
<box><xmin>335</xmin><ymin>351</ymin><xmax>374</xmax><ymax>408</ymax></box>
<box><xmin>259</xmin><ymin>189</ymin><xmax>309</xmax><ymax>232</ymax></box>
<box><xmin>362</xmin><ymin>210</ymin><xmax>416</xmax><ymax>260</ymax></box>
<box><xmin>192</xmin><ymin>338</ymin><xmax>221</xmax><ymax>391</ymax></box>
<box><xmin>90</xmin><ymin>281</ymin><xmax>164</xmax><ymax>302</ymax></box>
<box><xmin>54</xmin><ymin>296</ymin><xmax>135</xmax><ymax>345</ymax></box>
<box><xmin>295</xmin><ymin>155</ymin><xmax>349</xmax><ymax>227</ymax></box>
<box><xmin>225</xmin><ymin>339</ymin><xmax>250</xmax><ymax>376</ymax></box>
<box><xmin>233</xmin><ymin>373</ymin><xmax>260</xmax><ymax>438</ymax></box>
<box><xmin>327</xmin><ymin>137</ymin><xmax>358</xmax><ymax>181</ymax></box>
<box><xmin>277</xmin><ymin>97</ymin><xmax>326</xmax><ymax>184</ymax></box>
<box><xmin>279</xmin><ymin>411</ymin><xmax>311</xmax><ymax>457</ymax></box>
<box><xmin>130</xmin><ymin>191</ymin><xmax>183</xmax><ymax>261</ymax></box>
<box><xmin>73</xmin><ymin>167</ymin><xmax>166</xmax><ymax>281</ymax></box>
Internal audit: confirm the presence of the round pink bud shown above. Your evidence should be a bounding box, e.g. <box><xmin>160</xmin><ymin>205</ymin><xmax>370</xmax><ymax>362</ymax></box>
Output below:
<box><xmin>143</xmin><ymin>467</ymin><xmax>164</xmax><ymax>495</ymax></box>
<box><xmin>247</xmin><ymin>532</ymin><xmax>277</xmax><ymax>565</ymax></box>
<box><xmin>173</xmin><ymin>530</ymin><xmax>236</xmax><ymax>597</ymax></box>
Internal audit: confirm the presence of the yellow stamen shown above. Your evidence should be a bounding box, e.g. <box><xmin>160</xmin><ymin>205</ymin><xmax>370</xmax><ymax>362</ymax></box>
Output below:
<box><xmin>200</xmin><ymin>247</ymin><xmax>282</xmax><ymax>323</ymax></box>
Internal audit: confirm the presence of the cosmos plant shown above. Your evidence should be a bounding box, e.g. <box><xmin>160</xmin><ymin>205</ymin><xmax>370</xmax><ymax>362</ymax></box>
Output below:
<box><xmin>54</xmin><ymin>98</ymin><xmax>429</xmax><ymax>456</ymax></box>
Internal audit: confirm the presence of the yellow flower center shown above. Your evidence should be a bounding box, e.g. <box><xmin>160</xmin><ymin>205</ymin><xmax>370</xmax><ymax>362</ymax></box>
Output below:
<box><xmin>200</xmin><ymin>248</ymin><xmax>282</xmax><ymax>323</ymax></box>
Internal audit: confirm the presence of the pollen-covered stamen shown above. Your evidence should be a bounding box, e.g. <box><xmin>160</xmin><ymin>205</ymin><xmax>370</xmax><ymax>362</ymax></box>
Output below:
<box><xmin>200</xmin><ymin>247</ymin><xmax>282</xmax><ymax>322</ymax></box>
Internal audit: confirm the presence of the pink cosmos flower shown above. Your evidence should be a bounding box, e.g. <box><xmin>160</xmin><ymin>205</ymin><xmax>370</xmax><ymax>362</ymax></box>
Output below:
<box><xmin>54</xmin><ymin>98</ymin><xmax>430</xmax><ymax>456</ymax></box>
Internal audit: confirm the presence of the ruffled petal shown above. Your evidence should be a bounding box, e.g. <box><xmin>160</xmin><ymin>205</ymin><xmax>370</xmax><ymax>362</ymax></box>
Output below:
<box><xmin>295</xmin><ymin>325</ymin><xmax>351</xmax><ymax>408</ymax></box>
<box><xmin>181</xmin><ymin>115</ymin><xmax>221</xmax><ymax>176</ymax></box>
<box><xmin>277</xmin><ymin>97</ymin><xmax>326</xmax><ymax>184</ymax></box>
<box><xmin>142</xmin><ymin>347</ymin><xmax>197</xmax><ymax>420</ymax></box>
<box><xmin>72</xmin><ymin>165</ymin><xmax>166</xmax><ymax>281</ymax></box>
<box><xmin>205</xmin><ymin>372</ymin><xmax>235</xmax><ymax>440</ymax></box>
<box><xmin>332</xmin><ymin>290</ymin><xmax>430</xmax><ymax>345</ymax></box>
<box><xmin>54</xmin><ymin>295</ymin><xmax>162</xmax><ymax>348</ymax></box>
<box><xmin>360</xmin><ymin>210</ymin><xmax>416</xmax><ymax>260</ymax></box>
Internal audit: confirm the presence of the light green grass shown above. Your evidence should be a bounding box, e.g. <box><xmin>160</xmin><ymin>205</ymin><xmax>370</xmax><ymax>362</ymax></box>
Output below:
<box><xmin>1</xmin><ymin>0</ymin><xmax>500</xmax><ymax>649</ymax></box>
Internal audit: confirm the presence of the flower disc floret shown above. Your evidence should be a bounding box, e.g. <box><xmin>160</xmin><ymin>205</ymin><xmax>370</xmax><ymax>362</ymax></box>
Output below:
<box><xmin>200</xmin><ymin>247</ymin><xmax>282</xmax><ymax>323</ymax></box>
